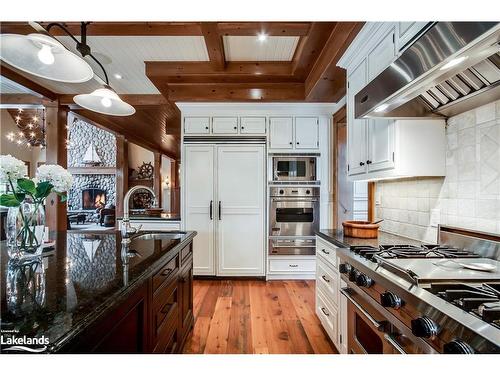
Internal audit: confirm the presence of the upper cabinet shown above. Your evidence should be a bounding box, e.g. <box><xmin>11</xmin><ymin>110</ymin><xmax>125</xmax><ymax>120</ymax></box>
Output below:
<box><xmin>240</xmin><ymin>117</ymin><xmax>266</xmax><ymax>134</ymax></box>
<box><xmin>184</xmin><ymin>116</ymin><xmax>267</xmax><ymax>136</ymax></box>
<box><xmin>184</xmin><ymin>117</ymin><xmax>210</xmax><ymax>134</ymax></box>
<box><xmin>212</xmin><ymin>117</ymin><xmax>238</xmax><ymax>134</ymax></box>
<box><xmin>339</xmin><ymin>22</ymin><xmax>446</xmax><ymax>181</ymax></box>
<box><xmin>269</xmin><ymin>116</ymin><xmax>319</xmax><ymax>152</ymax></box>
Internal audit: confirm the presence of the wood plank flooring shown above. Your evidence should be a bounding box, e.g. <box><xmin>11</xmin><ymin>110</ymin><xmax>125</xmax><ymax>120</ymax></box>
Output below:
<box><xmin>183</xmin><ymin>279</ymin><xmax>337</xmax><ymax>354</ymax></box>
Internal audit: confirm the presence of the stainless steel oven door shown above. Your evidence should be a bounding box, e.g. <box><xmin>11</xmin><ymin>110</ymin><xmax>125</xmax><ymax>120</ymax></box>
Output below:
<box><xmin>272</xmin><ymin>157</ymin><xmax>316</xmax><ymax>182</ymax></box>
<box><xmin>269</xmin><ymin>237</ymin><xmax>316</xmax><ymax>255</ymax></box>
<box><xmin>269</xmin><ymin>197</ymin><xmax>319</xmax><ymax>237</ymax></box>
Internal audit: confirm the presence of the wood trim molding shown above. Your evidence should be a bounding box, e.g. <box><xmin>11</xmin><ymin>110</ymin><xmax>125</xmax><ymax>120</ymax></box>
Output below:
<box><xmin>332</xmin><ymin>105</ymin><xmax>346</xmax><ymax>229</ymax></box>
<box><xmin>216</xmin><ymin>22</ymin><xmax>311</xmax><ymax>36</ymax></box>
<box><xmin>368</xmin><ymin>182</ymin><xmax>376</xmax><ymax>222</ymax></box>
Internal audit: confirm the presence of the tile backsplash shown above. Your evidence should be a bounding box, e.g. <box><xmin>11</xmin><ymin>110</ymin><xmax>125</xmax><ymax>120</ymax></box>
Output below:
<box><xmin>375</xmin><ymin>100</ymin><xmax>500</xmax><ymax>243</ymax></box>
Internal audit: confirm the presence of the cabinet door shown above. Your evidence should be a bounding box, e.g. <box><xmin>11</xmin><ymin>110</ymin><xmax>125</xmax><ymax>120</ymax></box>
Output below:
<box><xmin>347</xmin><ymin>60</ymin><xmax>368</xmax><ymax>176</ymax></box>
<box><xmin>216</xmin><ymin>145</ymin><xmax>265</xmax><ymax>276</ymax></box>
<box><xmin>295</xmin><ymin>117</ymin><xmax>319</xmax><ymax>149</ymax></box>
<box><xmin>212</xmin><ymin>117</ymin><xmax>238</xmax><ymax>134</ymax></box>
<box><xmin>184</xmin><ymin>117</ymin><xmax>210</xmax><ymax>134</ymax></box>
<box><xmin>367</xmin><ymin>27</ymin><xmax>396</xmax><ymax>81</ymax></box>
<box><xmin>178</xmin><ymin>261</ymin><xmax>193</xmax><ymax>350</ymax></box>
<box><xmin>240</xmin><ymin>117</ymin><xmax>266</xmax><ymax>134</ymax></box>
<box><xmin>269</xmin><ymin>117</ymin><xmax>293</xmax><ymax>149</ymax></box>
<box><xmin>184</xmin><ymin>145</ymin><xmax>215</xmax><ymax>275</ymax></box>
<box><xmin>368</xmin><ymin>119</ymin><xmax>395</xmax><ymax>172</ymax></box>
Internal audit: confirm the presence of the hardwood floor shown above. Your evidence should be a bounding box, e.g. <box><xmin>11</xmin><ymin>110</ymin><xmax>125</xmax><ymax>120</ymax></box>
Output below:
<box><xmin>183</xmin><ymin>279</ymin><xmax>337</xmax><ymax>354</ymax></box>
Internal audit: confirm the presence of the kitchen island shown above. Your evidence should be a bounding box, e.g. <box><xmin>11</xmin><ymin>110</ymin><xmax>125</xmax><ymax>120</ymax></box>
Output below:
<box><xmin>0</xmin><ymin>230</ymin><xmax>196</xmax><ymax>353</ymax></box>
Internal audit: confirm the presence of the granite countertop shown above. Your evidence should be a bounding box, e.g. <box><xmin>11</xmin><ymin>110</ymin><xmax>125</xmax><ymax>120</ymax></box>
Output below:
<box><xmin>316</xmin><ymin>229</ymin><xmax>424</xmax><ymax>248</ymax></box>
<box><xmin>0</xmin><ymin>230</ymin><xmax>195</xmax><ymax>352</ymax></box>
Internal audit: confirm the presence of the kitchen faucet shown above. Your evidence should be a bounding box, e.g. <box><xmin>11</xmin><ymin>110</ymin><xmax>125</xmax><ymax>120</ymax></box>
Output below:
<box><xmin>121</xmin><ymin>185</ymin><xmax>157</xmax><ymax>243</ymax></box>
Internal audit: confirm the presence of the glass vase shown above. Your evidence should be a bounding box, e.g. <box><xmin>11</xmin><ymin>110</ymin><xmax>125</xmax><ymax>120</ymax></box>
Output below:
<box><xmin>6</xmin><ymin>200</ymin><xmax>46</xmax><ymax>259</ymax></box>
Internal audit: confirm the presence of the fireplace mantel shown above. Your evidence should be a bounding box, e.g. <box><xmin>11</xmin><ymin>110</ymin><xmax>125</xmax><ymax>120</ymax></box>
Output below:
<box><xmin>69</xmin><ymin>167</ymin><xmax>116</xmax><ymax>175</ymax></box>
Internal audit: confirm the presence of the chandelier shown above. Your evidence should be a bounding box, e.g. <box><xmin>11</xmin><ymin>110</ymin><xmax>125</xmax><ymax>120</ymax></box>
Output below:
<box><xmin>5</xmin><ymin>107</ymin><xmax>46</xmax><ymax>148</ymax></box>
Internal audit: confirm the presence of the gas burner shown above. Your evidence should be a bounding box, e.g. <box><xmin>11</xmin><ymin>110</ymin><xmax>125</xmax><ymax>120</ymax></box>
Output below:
<box><xmin>350</xmin><ymin>244</ymin><xmax>480</xmax><ymax>261</ymax></box>
<box><xmin>428</xmin><ymin>283</ymin><xmax>500</xmax><ymax>328</ymax></box>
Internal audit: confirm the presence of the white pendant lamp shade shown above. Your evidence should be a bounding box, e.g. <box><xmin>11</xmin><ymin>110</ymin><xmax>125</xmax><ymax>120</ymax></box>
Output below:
<box><xmin>73</xmin><ymin>86</ymin><xmax>136</xmax><ymax>116</ymax></box>
<box><xmin>0</xmin><ymin>33</ymin><xmax>94</xmax><ymax>83</ymax></box>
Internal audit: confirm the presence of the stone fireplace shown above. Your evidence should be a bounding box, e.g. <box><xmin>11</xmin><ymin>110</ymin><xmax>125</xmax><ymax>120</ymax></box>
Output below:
<box><xmin>67</xmin><ymin>115</ymin><xmax>117</xmax><ymax>222</ymax></box>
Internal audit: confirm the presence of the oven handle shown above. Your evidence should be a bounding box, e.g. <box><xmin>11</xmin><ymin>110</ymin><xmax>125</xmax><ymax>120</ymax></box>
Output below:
<box><xmin>341</xmin><ymin>288</ymin><xmax>383</xmax><ymax>330</ymax></box>
<box><xmin>271</xmin><ymin>198</ymin><xmax>319</xmax><ymax>202</ymax></box>
<box><xmin>383</xmin><ymin>334</ymin><xmax>407</xmax><ymax>354</ymax></box>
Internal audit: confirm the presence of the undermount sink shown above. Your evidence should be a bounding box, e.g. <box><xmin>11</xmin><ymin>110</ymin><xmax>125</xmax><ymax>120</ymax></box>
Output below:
<box><xmin>131</xmin><ymin>231</ymin><xmax>187</xmax><ymax>241</ymax></box>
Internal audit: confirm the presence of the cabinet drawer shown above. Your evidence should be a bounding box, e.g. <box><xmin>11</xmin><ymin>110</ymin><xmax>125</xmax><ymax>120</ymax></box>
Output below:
<box><xmin>212</xmin><ymin>117</ymin><xmax>238</xmax><ymax>134</ymax></box>
<box><xmin>316</xmin><ymin>236</ymin><xmax>337</xmax><ymax>267</ymax></box>
<box><xmin>316</xmin><ymin>286</ymin><xmax>339</xmax><ymax>343</ymax></box>
<box><xmin>184</xmin><ymin>117</ymin><xmax>210</xmax><ymax>134</ymax></box>
<box><xmin>152</xmin><ymin>278</ymin><xmax>179</xmax><ymax>347</ymax></box>
<box><xmin>240</xmin><ymin>117</ymin><xmax>266</xmax><ymax>134</ymax></box>
<box><xmin>268</xmin><ymin>258</ymin><xmax>315</xmax><ymax>273</ymax></box>
<box><xmin>316</xmin><ymin>258</ymin><xmax>339</xmax><ymax>307</ymax></box>
<box><xmin>152</xmin><ymin>255</ymin><xmax>179</xmax><ymax>292</ymax></box>
<box><xmin>180</xmin><ymin>243</ymin><xmax>193</xmax><ymax>268</ymax></box>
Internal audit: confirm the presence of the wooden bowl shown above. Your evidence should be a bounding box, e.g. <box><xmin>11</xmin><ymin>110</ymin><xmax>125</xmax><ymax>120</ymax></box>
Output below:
<box><xmin>342</xmin><ymin>220</ymin><xmax>380</xmax><ymax>238</ymax></box>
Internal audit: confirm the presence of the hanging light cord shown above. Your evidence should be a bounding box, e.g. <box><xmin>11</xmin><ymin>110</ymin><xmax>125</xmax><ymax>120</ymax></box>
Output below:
<box><xmin>44</xmin><ymin>22</ymin><xmax>110</xmax><ymax>85</ymax></box>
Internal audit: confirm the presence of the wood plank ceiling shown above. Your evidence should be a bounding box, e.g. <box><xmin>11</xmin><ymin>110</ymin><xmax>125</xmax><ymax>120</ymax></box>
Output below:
<box><xmin>0</xmin><ymin>22</ymin><xmax>364</xmax><ymax>159</ymax></box>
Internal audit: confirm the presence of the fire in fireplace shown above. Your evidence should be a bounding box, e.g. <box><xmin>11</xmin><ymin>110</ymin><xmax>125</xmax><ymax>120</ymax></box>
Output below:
<box><xmin>82</xmin><ymin>188</ymin><xmax>107</xmax><ymax>210</ymax></box>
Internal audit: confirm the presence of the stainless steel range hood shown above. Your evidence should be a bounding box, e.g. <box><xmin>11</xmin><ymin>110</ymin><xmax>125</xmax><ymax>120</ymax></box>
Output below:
<box><xmin>355</xmin><ymin>22</ymin><xmax>500</xmax><ymax>119</ymax></box>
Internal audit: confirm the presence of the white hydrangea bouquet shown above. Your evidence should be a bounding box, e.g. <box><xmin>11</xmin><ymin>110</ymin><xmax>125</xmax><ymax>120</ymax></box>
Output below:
<box><xmin>0</xmin><ymin>154</ymin><xmax>73</xmax><ymax>257</ymax></box>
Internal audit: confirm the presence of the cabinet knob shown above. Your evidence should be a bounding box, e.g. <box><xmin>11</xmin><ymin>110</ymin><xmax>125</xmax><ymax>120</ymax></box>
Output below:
<box><xmin>366</xmin><ymin>160</ymin><xmax>372</xmax><ymax>165</ymax></box>
<box><xmin>359</xmin><ymin>162</ymin><xmax>365</xmax><ymax>166</ymax></box>
<box><xmin>234</xmin><ymin>126</ymin><xmax>237</xmax><ymax>130</ymax></box>
<box><xmin>296</xmin><ymin>142</ymin><xmax>300</xmax><ymax>145</ymax></box>
<box><xmin>241</xmin><ymin>126</ymin><xmax>245</xmax><ymax>129</ymax></box>
<box><xmin>289</xmin><ymin>142</ymin><xmax>293</xmax><ymax>145</ymax></box>
<box><xmin>205</xmin><ymin>126</ymin><xmax>209</xmax><ymax>130</ymax></box>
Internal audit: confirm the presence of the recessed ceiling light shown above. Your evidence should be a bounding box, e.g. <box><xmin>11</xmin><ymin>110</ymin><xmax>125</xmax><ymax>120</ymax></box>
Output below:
<box><xmin>374</xmin><ymin>103</ymin><xmax>389</xmax><ymax>113</ymax></box>
<box><xmin>440</xmin><ymin>56</ymin><xmax>468</xmax><ymax>71</ymax></box>
<box><xmin>257</xmin><ymin>33</ymin><xmax>268</xmax><ymax>42</ymax></box>
<box><xmin>114</xmin><ymin>73</ymin><xmax>123</xmax><ymax>80</ymax></box>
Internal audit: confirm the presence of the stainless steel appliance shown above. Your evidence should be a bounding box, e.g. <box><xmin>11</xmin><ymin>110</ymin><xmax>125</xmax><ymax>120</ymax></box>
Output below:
<box><xmin>268</xmin><ymin>186</ymin><xmax>319</xmax><ymax>255</ymax></box>
<box><xmin>338</xmin><ymin>226</ymin><xmax>500</xmax><ymax>354</ymax></box>
<box><xmin>355</xmin><ymin>22</ymin><xmax>500</xmax><ymax>118</ymax></box>
<box><xmin>272</xmin><ymin>155</ymin><xmax>317</xmax><ymax>182</ymax></box>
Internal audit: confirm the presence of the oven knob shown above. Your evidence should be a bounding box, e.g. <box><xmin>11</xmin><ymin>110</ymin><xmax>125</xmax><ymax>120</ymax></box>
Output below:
<box><xmin>279</xmin><ymin>189</ymin><xmax>284</xmax><ymax>195</ymax></box>
<box><xmin>339</xmin><ymin>263</ymin><xmax>351</xmax><ymax>274</ymax></box>
<box><xmin>306</xmin><ymin>189</ymin><xmax>311</xmax><ymax>195</ymax></box>
<box><xmin>443</xmin><ymin>340</ymin><xmax>475</xmax><ymax>354</ymax></box>
<box><xmin>355</xmin><ymin>273</ymin><xmax>374</xmax><ymax>288</ymax></box>
<box><xmin>411</xmin><ymin>317</ymin><xmax>440</xmax><ymax>339</ymax></box>
<box><xmin>380</xmin><ymin>291</ymin><xmax>403</xmax><ymax>309</ymax></box>
<box><xmin>348</xmin><ymin>269</ymin><xmax>359</xmax><ymax>282</ymax></box>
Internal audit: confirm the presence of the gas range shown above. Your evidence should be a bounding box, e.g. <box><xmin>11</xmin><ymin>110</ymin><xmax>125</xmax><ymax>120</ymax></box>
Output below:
<box><xmin>337</xmin><ymin>226</ymin><xmax>500</xmax><ymax>354</ymax></box>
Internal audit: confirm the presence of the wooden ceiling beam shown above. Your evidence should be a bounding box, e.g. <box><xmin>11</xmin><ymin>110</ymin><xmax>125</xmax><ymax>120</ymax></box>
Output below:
<box><xmin>0</xmin><ymin>94</ymin><xmax>51</xmax><ymax>105</ymax></box>
<box><xmin>0</xmin><ymin>22</ymin><xmax>203</xmax><ymax>36</ymax></box>
<box><xmin>164</xmin><ymin>83</ymin><xmax>304</xmax><ymax>102</ymax></box>
<box><xmin>1</xmin><ymin>62</ymin><xmax>59</xmax><ymax>100</ymax></box>
<box><xmin>304</xmin><ymin>22</ymin><xmax>364</xmax><ymax>101</ymax></box>
<box><xmin>217</xmin><ymin>22</ymin><xmax>311</xmax><ymax>36</ymax></box>
<box><xmin>201</xmin><ymin>22</ymin><xmax>226</xmax><ymax>70</ymax></box>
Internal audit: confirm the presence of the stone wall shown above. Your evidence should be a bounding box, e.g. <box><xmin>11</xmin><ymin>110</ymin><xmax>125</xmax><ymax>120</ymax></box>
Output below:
<box><xmin>67</xmin><ymin>116</ymin><xmax>117</xmax><ymax>221</ymax></box>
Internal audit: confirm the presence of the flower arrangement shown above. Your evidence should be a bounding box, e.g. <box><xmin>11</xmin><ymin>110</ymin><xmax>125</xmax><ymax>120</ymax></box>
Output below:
<box><xmin>0</xmin><ymin>154</ymin><xmax>73</xmax><ymax>255</ymax></box>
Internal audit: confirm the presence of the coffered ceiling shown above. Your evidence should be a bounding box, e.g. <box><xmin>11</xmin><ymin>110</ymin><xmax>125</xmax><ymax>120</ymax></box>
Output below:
<box><xmin>0</xmin><ymin>21</ymin><xmax>364</xmax><ymax>159</ymax></box>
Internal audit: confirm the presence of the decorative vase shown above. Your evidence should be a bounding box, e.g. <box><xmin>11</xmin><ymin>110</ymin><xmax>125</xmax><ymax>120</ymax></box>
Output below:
<box><xmin>6</xmin><ymin>200</ymin><xmax>46</xmax><ymax>259</ymax></box>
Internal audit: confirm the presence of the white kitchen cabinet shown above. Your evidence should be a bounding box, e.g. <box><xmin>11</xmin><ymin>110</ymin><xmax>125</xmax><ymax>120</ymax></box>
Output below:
<box><xmin>367</xmin><ymin>26</ymin><xmax>396</xmax><ymax>81</ymax></box>
<box><xmin>295</xmin><ymin>117</ymin><xmax>319</xmax><ymax>149</ymax></box>
<box><xmin>347</xmin><ymin>59</ymin><xmax>368</xmax><ymax>176</ymax></box>
<box><xmin>183</xmin><ymin>144</ymin><xmax>265</xmax><ymax>277</ymax></box>
<box><xmin>184</xmin><ymin>145</ymin><xmax>216</xmax><ymax>275</ymax></box>
<box><xmin>212</xmin><ymin>117</ymin><xmax>238</xmax><ymax>134</ymax></box>
<box><xmin>184</xmin><ymin>117</ymin><xmax>210</xmax><ymax>134</ymax></box>
<box><xmin>240</xmin><ymin>117</ymin><xmax>266</xmax><ymax>134</ymax></box>
<box><xmin>367</xmin><ymin>119</ymin><xmax>395</xmax><ymax>173</ymax></box>
<box><xmin>216</xmin><ymin>145</ymin><xmax>265</xmax><ymax>276</ymax></box>
<box><xmin>398</xmin><ymin>22</ymin><xmax>428</xmax><ymax>51</ymax></box>
<box><xmin>269</xmin><ymin>117</ymin><xmax>294</xmax><ymax>149</ymax></box>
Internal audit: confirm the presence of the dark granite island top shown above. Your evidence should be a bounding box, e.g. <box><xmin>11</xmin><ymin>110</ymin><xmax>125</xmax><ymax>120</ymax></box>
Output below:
<box><xmin>0</xmin><ymin>230</ymin><xmax>196</xmax><ymax>353</ymax></box>
<box><xmin>316</xmin><ymin>229</ymin><xmax>425</xmax><ymax>248</ymax></box>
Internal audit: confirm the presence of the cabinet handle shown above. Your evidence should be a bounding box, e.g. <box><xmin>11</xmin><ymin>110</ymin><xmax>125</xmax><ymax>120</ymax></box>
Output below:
<box><xmin>366</xmin><ymin>160</ymin><xmax>372</xmax><ymax>165</ymax></box>
<box><xmin>161</xmin><ymin>268</ymin><xmax>173</xmax><ymax>276</ymax></box>
<box><xmin>289</xmin><ymin>142</ymin><xmax>293</xmax><ymax>145</ymax></box>
<box><xmin>322</xmin><ymin>275</ymin><xmax>330</xmax><ymax>283</ymax></box>
<box><xmin>321</xmin><ymin>248</ymin><xmax>330</xmax><ymax>255</ymax></box>
<box><xmin>359</xmin><ymin>162</ymin><xmax>365</xmax><ymax>166</ymax></box>
<box><xmin>160</xmin><ymin>302</ymin><xmax>174</xmax><ymax>314</ymax></box>
<box><xmin>218</xmin><ymin>201</ymin><xmax>221</xmax><ymax>220</ymax></box>
<box><xmin>289</xmin><ymin>264</ymin><xmax>298</xmax><ymax>268</ymax></box>
<box><xmin>241</xmin><ymin>126</ymin><xmax>245</xmax><ymax>130</ymax></box>
<box><xmin>233</xmin><ymin>126</ymin><xmax>237</xmax><ymax>130</ymax></box>
<box><xmin>296</xmin><ymin>142</ymin><xmax>300</xmax><ymax>145</ymax></box>
<box><xmin>205</xmin><ymin>126</ymin><xmax>209</xmax><ymax>130</ymax></box>
<box><xmin>209</xmin><ymin>200</ymin><xmax>213</xmax><ymax>220</ymax></box>
<box><xmin>321</xmin><ymin>307</ymin><xmax>330</xmax><ymax>316</ymax></box>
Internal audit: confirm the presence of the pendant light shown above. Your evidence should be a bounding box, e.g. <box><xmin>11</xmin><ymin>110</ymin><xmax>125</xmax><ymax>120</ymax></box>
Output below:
<box><xmin>0</xmin><ymin>24</ymin><xmax>93</xmax><ymax>83</ymax></box>
<box><xmin>1</xmin><ymin>22</ymin><xmax>135</xmax><ymax>117</ymax></box>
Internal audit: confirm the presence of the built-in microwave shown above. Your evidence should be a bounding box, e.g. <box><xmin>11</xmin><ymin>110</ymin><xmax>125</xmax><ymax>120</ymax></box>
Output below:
<box><xmin>272</xmin><ymin>156</ymin><xmax>317</xmax><ymax>182</ymax></box>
